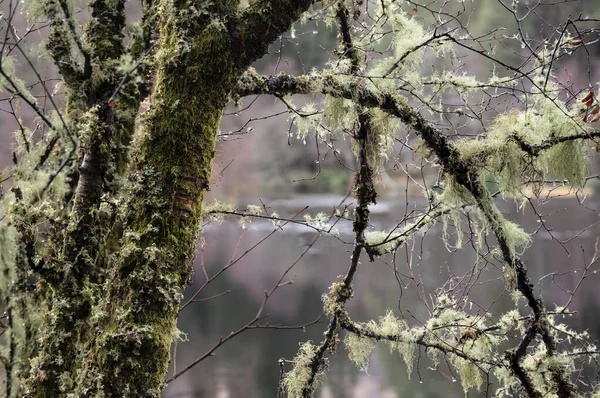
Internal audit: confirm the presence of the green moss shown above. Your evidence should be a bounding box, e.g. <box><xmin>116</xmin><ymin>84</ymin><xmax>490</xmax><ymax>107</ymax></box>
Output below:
<box><xmin>70</xmin><ymin>4</ymin><xmax>241</xmax><ymax>395</ymax></box>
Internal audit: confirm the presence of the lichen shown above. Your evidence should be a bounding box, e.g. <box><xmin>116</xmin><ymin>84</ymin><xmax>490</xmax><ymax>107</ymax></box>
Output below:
<box><xmin>202</xmin><ymin>200</ymin><xmax>236</xmax><ymax>223</ymax></box>
<box><xmin>455</xmin><ymin>95</ymin><xmax>589</xmax><ymax>195</ymax></box>
<box><xmin>345</xmin><ymin>333</ymin><xmax>377</xmax><ymax>371</ymax></box>
<box><xmin>0</xmin><ymin>225</ymin><xmax>18</xmax><ymax>293</ymax></box>
<box><xmin>280</xmin><ymin>342</ymin><xmax>327</xmax><ymax>398</ymax></box>
<box><xmin>303</xmin><ymin>212</ymin><xmax>338</xmax><ymax>235</ymax></box>
<box><xmin>364</xmin><ymin>230</ymin><xmax>404</xmax><ymax>255</ymax></box>
<box><xmin>364</xmin><ymin>212</ymin><xmax>436</xmax><ymax>255</ymax></box>
<box><xmin>499</xmin><ymin>219</ymin><xmax>532</xmax><ymax>260</ymax></box>
<box><xmin>364</xmin><ymin>108</ymin><xmax>400</xmax><ymax>168</ymax></box>
<box><xmin>378</xmin><ymin>312</ymin><xmax>414</xmax><ymax>376</ymax></box>
<box><xmin>323</xmin><ymin>95</ymin><xmax>358</xmax><ymax>132</ymax></box>
<box><xmin>343</xmin><ymin>311</ymin><xmax>415</xmax><ymax>376</ymax></box>
<box><xmin>0</xmin><ymin>56</ymin><xmax>37</xmax><ymax>104</ymax></box>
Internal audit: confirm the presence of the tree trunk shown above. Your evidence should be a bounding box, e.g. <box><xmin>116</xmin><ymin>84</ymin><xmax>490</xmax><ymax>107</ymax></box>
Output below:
<box><xmin>70</xmin><ymin>7</ymin><xmax>240</xmax><ymax>397</ymax></box>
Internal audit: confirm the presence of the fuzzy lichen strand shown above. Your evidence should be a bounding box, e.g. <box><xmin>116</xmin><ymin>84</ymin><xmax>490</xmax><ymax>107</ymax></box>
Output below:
<box><xmin>364</xmin><ymin>211</ymin><xmax>437</xmax><ymax>256</ymax></box>
<box><xmin>344</xmin><ymin>333</ymin><xmax>377</xmax><ymax>371</ymax></box>
<box><xmin>280</xmin><ymin>342</ymin><xmax>327</xmax><ymax>398</ymax></box>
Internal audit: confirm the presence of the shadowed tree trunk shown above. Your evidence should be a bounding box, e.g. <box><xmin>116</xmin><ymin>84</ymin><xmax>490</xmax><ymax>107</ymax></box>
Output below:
<box><xmin>17</xmin><ymin>1</ymin><xmax>315</xmax><ymax>397</ymax></box>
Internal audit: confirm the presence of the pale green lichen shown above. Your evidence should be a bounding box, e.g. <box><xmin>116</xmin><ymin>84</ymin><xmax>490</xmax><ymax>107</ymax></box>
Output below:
<box><xmin>343</xmin><ymin>311</ymin><xmax>415</xmax><ymax>376</ymax></box>
<box><xmin>429</xmin><ymin>70</ymin><xmax>480</xmax><ymax>95</ymax></box>
<box><xmin>370</xmin><ymin>2</ymin><xmax>430</xmax><ymax>79</ymax></box>
<box><xmin>493</xmin><ymin>366</ymin><xmax>520</xmax><ymax>397</ymax></box>
<box><xmin>365</xmin><ymin>108</ymin><xmax>401</xmax><ymax>168</ymax></box>
<box><xmin>280</xmin><ymin>342</ymin><xmax>326</xmax><ymax>398</ymax></box>
<box><xmin>499</xmin><ymin>219</ymin><xmax>532</xmax><ymax>259</ymax></box>
<box><xmin>322</xmin><ymin>276</ymin><xmax>352</xmax><ymax>316</ymax></box>
<box><xmin>344</xmin><ymin>333</ymin><xmax>377</xmax><ymax>371</ymax></box>
<box><xmin>441</xmin><ymin>207</ymin><xmax>463</xmax><ymax>249</ymax></box>
<box><xmin>455</xmin><ymin>95</ymin><xmax>589</xmax><ymax>194</ymax></box>
<box><xmin>202</xmin><ymin>200</ymin><xmax>236</xmax><ymax>223</ymax></box>
<box><xmin>269</xmin><ymin>211</ymin><xmax>282</xmax><ymax>227</ymax></box>
<box><xmin>246</xmin><ymin>204</ymin><xmax>263</xmax><ymax>215</ymax></box>
<box><xmin>436</xmin><ymin>173</ymin><xmax>530</xmax><ymax>264</ymax></box>
<box><xmin>366</xmin><ymin>0</ymin><xmax>453</xmax><ymax>94</ymax></box>
<box><xmin>436</xmin><ymin>175</ymin><xmax>475</xmax><ymax>208</ymax></box>
<box><xmin>453</xmin><ymin>357</ymin><xmax>483</xmax><ymax>393</ymax></box>
<box><xmin>303</xmin><ymin>212</ymin><xmax>339</xmax><ymax>236</ymax></box>
<box><xmin>303</xmin><ymin>212</ymin><xmax>328</xmax><ymax>229</ymax></box>
<box><xmin>364</xmin><ymin>212</ymin><xmax>436</xmax><ymax>255</ymax></box>
<box><xmin>0</xmin><ymin>57</ymin><xmax>37</xmax><ymax>104</ymax></box>
<box><xmin>0</xmin><ymin>225</ymin><xmax>18</xmax><ymax>292</ymax></box>
<box><xmin>236</xmin><ymin>204</ymin><xmax>264</xmax><ymax>229</ymax></box>
<box><xmin>342</xmin><ymin>293</ymin><xmax>515</xmax><ymax>393</ymax></box>
<box><xmin>378</xmin><ymin>311</ymin><xmax>414</xmax><ymax>376</ymax></box>
<box><xmin>498</xmin><ymin>309</ymin><xmax>521</xmax><ymax>331</ymax></box>
<box><xmin>293</xmin><ymin>103</ymin><xmax>327</xmax><ymax>140</ymax></box>
<box><xmin>423</xmin><ymin>295</ymin><xmax>505</xmax><ymax>393</ymax></box>
<box><xmin>364</xmin><ymin>230</ymin><xmax>403</xmax><ymax>255</ymax></box>
<box><xmin>323</xmin><ymin>96</ymin><xmax>358</xmax><ymax>133</ymax></box>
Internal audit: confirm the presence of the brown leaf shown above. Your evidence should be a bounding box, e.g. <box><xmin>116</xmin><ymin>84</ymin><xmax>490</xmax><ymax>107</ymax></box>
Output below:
<box><xmin>581</xmin><ymin>90</ymin><xmax>594</xmax><ymax>104</ymax></box>
<box><xmin>584</xmin><ymin>111</ymin><xmax>600</xmax><ymax>124</ymax></box>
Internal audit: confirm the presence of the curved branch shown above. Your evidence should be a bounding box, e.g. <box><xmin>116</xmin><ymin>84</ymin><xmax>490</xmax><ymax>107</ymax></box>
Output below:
<box><xmin>42</xmin><ymin>0</ymin><xmax>84</xmax><ymax>87</ymax></box>
<box><xmin>298</xmin><ymin>5</ymin><xmax>377</xmax><ymax>396</ymax></box>
<box><xmin>237</xmin><ymin>69</ymin><xmax>578</xmax><ymax>397</ymax></box>
<box><xmin>511</xmin><ymin>131</ymin><xmax>600</xmax><ymax>156</ymax></box>
<box><xmin>232</xmin><ymin>0</ymin><xmax>317</xmax><ymax>68</ymax></box>
<box><xmin>337</xmin><ymin>310</ymin><xmax>501</xmax><ymax>369</ymax></box>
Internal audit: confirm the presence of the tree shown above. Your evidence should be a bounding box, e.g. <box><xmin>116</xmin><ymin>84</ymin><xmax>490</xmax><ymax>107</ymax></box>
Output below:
<box><xmin>1</xmin><ymin>0</ymin><xmax>600</xmax><ymax>397</ymax></box>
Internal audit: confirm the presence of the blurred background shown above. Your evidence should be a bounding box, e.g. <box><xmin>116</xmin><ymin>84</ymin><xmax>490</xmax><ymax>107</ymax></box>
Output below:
<box><xmin>2</xmin><ymin>0</ymin><xmax>600</xmax><ymax>397</ymax></box>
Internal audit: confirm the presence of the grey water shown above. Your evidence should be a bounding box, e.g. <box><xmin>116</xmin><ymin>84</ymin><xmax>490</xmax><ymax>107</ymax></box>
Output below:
<box><xmin>165</xmin><ymin>194</ymin><xmax>600</xmax><ymax>398</ymax></box>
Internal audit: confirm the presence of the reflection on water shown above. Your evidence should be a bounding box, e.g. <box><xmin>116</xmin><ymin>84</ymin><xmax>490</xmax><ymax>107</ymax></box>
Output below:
<box><xmin>164</xmin><ymin>194</ymin><xmax>600</xmax><ymax>398</ymax></box>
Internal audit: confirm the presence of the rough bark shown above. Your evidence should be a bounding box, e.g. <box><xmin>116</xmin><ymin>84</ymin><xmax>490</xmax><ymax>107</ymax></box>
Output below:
<box><xmin>24</xmin><ymin>0</ymin><xmax>153</xmax><ymax>395</ymax></box>
<box><xmin>69</xmin><ymin>1</ymin><xmax>316</xmax><ymax>396</ymax></box>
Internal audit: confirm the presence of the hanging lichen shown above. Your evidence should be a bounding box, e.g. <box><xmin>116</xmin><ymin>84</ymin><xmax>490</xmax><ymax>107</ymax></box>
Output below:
<box><xmin>280</xmin><ymin>341</ymin><xmax>327</xmax><ymax>398</ymax></box>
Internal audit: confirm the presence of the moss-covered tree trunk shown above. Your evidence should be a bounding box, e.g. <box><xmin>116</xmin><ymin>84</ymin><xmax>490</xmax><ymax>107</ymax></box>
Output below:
<box><xmin>69</xmin><ymin>1</ymin><xmax>315</xmax><ymax>396</ymax></box>
<box><xmin>11</xmin><ymin>0</ymin><xmax>314</xmax><ymax>396</ymax></box>
<box><xmin>22</xmin><ymin>0</ymin><xmax>154</xmax><ymax>394</ymax></box>
<box><xmin>72</xmin><ymin>10</ymin><xmax>238</xmax><ymax>398</ymax></box>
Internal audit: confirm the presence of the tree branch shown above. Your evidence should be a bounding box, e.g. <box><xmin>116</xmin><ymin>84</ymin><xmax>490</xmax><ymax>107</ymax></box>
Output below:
<box><xmin>231</xmin><ymin>0</ymin><xmax>316</xmax><ymax>68</ymax></box>
<box><xmin>237</xmin><ymin>69</ymin><xmax>578</xmax><ymax>397</ymax></box>
<box><xmin>297</xmin><ymin>4</ymin><xmax>377</xmax><ymax>396</ymax></box>
<box><xmin>42</xmin><ymin>0</ymin><xmax>84</xmax><ymax>88</ymax></box>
